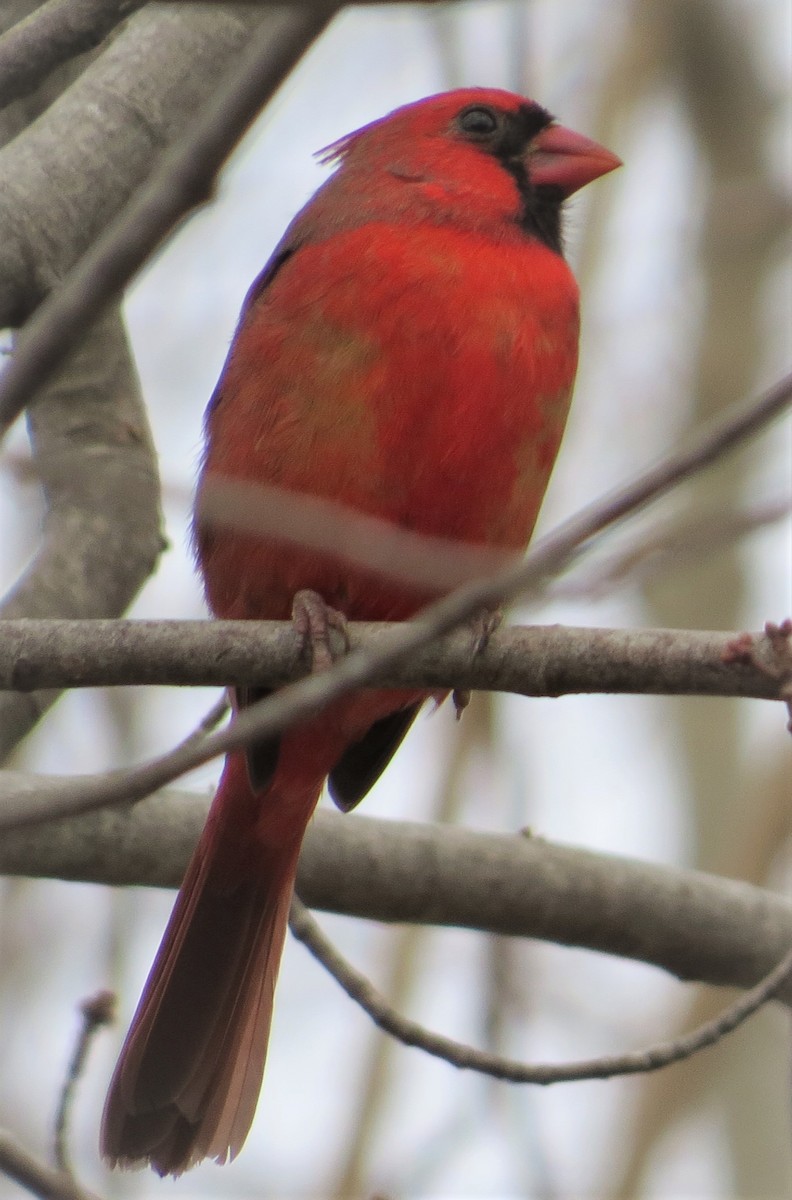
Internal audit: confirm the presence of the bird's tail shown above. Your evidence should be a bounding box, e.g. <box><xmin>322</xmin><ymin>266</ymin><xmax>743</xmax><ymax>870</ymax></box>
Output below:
<box><xmin>101</xmin><ymin>753</ymin><xmax>316</xmax><ymax>1176</ymax></box>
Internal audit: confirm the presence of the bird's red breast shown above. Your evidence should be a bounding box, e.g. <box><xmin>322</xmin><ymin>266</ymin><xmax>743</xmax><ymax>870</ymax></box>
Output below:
<box><xmin>200</xmin><ymin>222</ymin><xmax>579</xmax><ymax>623</ymax></box>
<box><xmin>197</xmin><ymin>87</ymin><xmax>614</xmax><ymax>627</ymax></box>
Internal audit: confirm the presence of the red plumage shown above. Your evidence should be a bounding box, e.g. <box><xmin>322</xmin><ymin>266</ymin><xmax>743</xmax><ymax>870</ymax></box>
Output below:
<box><xmin>101</xmin><ymin>87</ymin><xmax>619</xmax><ymax>1174</ymax></box>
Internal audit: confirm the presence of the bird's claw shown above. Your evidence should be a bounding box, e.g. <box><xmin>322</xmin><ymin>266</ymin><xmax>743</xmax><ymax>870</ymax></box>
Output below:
<box><xmin>292</xmin><ymin>589</ymin><xmax>349</xmax><ymax>673</ymax></box>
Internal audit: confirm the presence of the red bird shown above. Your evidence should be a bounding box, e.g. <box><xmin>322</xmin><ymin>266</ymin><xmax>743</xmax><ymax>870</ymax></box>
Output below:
<box><xmin>101</xmin><ymin>88</ymin><xmax>619</xmax><ymax>1174</ymax></box>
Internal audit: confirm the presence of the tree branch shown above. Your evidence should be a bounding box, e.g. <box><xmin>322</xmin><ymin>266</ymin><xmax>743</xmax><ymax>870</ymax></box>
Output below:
<box><xmin>290</xmin><ymin>898</ymin><xmax>792</xmax><ymax>1083</ymax></box>
<box><xmin>0</xmin><ymin>618</ymin><xmax>784</xmax><ymax>699</ymax></box>
<box><xmin>53</xmin><ymin>991</ymin><xmax>115</xmax><ymax>1178</ymax></box>
<box><xmin>0</xmin><ymin>1130</ymin><xmax>101</xmax><ymax>1200</ymax></box>
<box><xmin>0</xmin><ymin>0</ymin><xmax>144</xmax><ymax>111</ymax></box>
<box><xmin>0</xmin><ymin>310</ymin><xmax>164</xmax><ymax>761</ymax></box>
<box><xmin>552</xmin><ymin>495</ymin><xmax>791</xmax><ymax>599</ymax></box>
<box><xmin>1</xmin><ymin>795</ymin><xmax>791</xmax><ymax>1007</ymax></box>
<box><xmin>0</xmin><ymin>15</ymin><xmax>166</xmax><ymax>760</ymax></box>
<box><xmin>0</xmin><ymin>1</ymin><xmax>338</xmax><ymax>435</ymax></box>
<box><xmin>0</xmin><ymin>3</ymin><xmax>287</xmax><ymax>328</ymax></box>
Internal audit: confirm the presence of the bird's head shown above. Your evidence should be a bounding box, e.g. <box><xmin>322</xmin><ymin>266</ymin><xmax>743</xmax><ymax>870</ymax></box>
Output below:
<box><xmin>318</xmin><ymin>88</ymin><xmax>621</xmax><ymax>254</ymax></box>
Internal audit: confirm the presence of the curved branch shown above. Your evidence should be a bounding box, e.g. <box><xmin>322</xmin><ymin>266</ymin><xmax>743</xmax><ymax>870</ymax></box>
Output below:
<box><xmin>1</xmin><ymin>795</ymin><xmax>791</xmax><ymax>1007</ymax></box>
<box><xmin>290</xmin><ymin>898</ymin><xmax>792</xmax><ymax>1082</ymax></box>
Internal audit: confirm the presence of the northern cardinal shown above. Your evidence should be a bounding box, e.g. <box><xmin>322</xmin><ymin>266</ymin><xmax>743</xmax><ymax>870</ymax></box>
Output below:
<box><xmin>101</xmin><ymin>88</ymin><xmax>619</xmax><ymax>1175</ymax></box>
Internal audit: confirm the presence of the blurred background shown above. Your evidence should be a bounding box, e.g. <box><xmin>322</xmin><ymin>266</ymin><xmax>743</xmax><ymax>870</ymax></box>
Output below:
<box><xmin>1</xmin><ymin>0</ymin><xmax>791</xmax><ymax>1196</ymax></box>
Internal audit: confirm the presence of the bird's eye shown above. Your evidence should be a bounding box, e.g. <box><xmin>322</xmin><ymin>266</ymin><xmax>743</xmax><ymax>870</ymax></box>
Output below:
<box><xmin>457</xmin><ymin>106</ymin><xmax>500</xmax><ymax>138</ymax></box>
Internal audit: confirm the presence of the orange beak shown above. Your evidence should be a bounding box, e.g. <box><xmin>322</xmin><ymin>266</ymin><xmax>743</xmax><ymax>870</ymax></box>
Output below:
<box><xmin>530</xmin><ymin>124</ymin><xmax>622</xmax><ymax>196</ymax></box>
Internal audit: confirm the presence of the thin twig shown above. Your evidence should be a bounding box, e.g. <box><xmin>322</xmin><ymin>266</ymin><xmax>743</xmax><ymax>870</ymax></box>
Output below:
<box><xmin>289</xmin><ymin>898</ymin><xmax>792</xmax><ymax>1084</ymax></box>
<box><xmin>0</xmin><ymin>369</ymin><xmax>789</xmax><ymax>831</ymax></box>
<box><xmin>53</xmin><ymin>991</ymin><xmax>115</xmax><ymax>1176</ymax></box>
<box><xmin>0</xmin><ymin>2</ymin><xmax>338</xmax><ymax>437</ymax></box>
<box><xmin>11</xmin><ymin>449</ymin><xmax>786</xmax><ymax>600</ymax></box>
<box><xmin>552</xmin><ymin>495</ymin><xmax>792</xmax><ymax>599</ymax></box>
<box><xmin>179</xmin><ymin>693</ymin><xmax>230</xmax><ymax>742</ymax></box>
<box><xmin>197</xmin><ymin>477</ymin><xmax>515</xmax><ymax>592</ymax></box>
<box><xmin>0</xmin><ymin>1130</ymin><xmax>102</xmax><ymax>1200</ymax></box>
<box><xmin>0</xmin><ymin>0</ymin><xmax>144</xmax><ymax>111</ymax></box>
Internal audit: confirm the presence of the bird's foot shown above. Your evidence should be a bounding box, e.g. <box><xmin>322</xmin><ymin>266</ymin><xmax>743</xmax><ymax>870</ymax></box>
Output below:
<box><xmin>292</xmin><ymin>589</ymin><xmax>350</xmax><ymax>673</ymax></box>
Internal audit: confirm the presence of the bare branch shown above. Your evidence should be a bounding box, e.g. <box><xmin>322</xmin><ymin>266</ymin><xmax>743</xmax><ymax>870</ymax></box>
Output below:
<box><xmin>2</xmin><ymin>798</ymin><xmax>791</xmax><ymax>1007</ymax></box>
<box><xmin>0</xmin><ymin>618</ymin><xmax>784</xmax><ymax>700</ymax></box>
<box><xmin>0</xmin><ymin>2</ymin><xmax>338</xmax><ymax>436</ymax></box>
<box><xmin>290</xmin><ymin>898</ymin><xmax>792</xmax><ymax>1083</ymax></box>
<box><xmin>0</xmin><ymin>14</ymin><xmax>168</xmax><ymax>756</ymax></box>
<box><xmin>553</xmin><ymin>495</ymin><xmax>792</xmax><ymax>599</ymax></box>
<box><xmin>53</xmin><ymin>991</ymin><xmax>115</xmax><ymax>1177</ymax></box>
<box><xmin>0</xmin><ymin>0</ymin><xmax>144</xmax><ymax>111</ymax></box>
<box><xmin>0</xmin><ymin>4</ymin><xmax>269</xmax><ymax>327</ymax></box>
<box><xmin>0</xmin><ymin>309</ymin><xmax>163</xmax><ymax>761</ymax></box>
<box><xmin>0</xmin><ymin>1129</ymin><xmax>101</xmax><ymax>1200</ymax></box>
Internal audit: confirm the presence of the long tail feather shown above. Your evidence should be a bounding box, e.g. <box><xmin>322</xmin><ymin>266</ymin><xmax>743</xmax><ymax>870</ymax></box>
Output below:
<box><xmin>101</xmin><ymin>759</ymin><xmax>314</xmax><ymax>1176</ymax></box>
